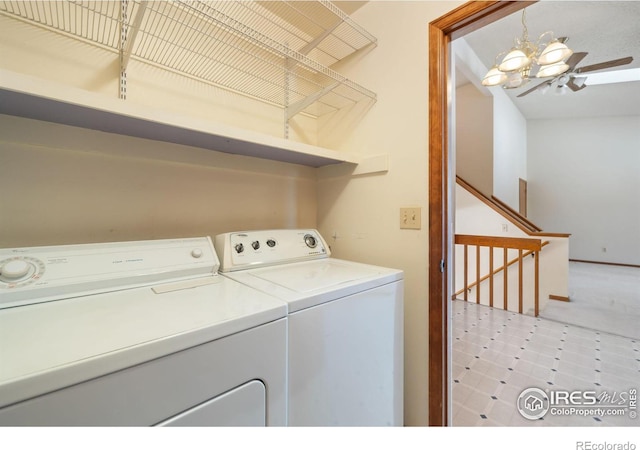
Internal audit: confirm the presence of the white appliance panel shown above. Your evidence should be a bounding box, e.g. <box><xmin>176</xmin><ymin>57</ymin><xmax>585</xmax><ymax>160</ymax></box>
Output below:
<box><xmin>226</xmin><ymin>258</ymin><xmax>402</xmax><ymax>312</ymax></box>
<box><xmin>0</xmin><ymin>276</ymin><xmax>286</xmax><ymax>408</ymax></box>
<box><xmin>250</xmin><ymin>259</ymin><xmax>386</xmax><ymax>293</ymax></box>
<box><xmin>215</xmin><ymin>229</ymin><xmax>330</xmax><ymax>272</ymax></box>
<box><xmin>288</xmin><ymin>283</ymin><xmax>404</xmax><ymax>426</ymax></box>
<box><xmin>0</xmin><ymin>237</ymin><xmax>218</xmax><ymax>308</ymax></box>
<box><xmin>158</xmin><ymin>380</ymin><xmax>266</xmax><ymax>427</ymax></box>
<box><xmin>0</xmin><ymin>236</ymin><xmax>288</xmax><ymax>426</ymax></box>
<box><xmin>0</xmin><ymin>319</ymin><xmax>286</xmax><ymax>426</ymax></box>
<box><xmin>214</xmin><ymin>229</ymin><xmax>405</xmax><ymax>426</ymax></box>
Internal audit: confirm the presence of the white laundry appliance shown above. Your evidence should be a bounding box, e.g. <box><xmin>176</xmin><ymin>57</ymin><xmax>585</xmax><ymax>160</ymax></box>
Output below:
<box><xmin>0</xmin><ymin>237</ymin><xmax>287</xmax><ymax>426</ymax></box>
<box><xmin>215</xmin><ymin>229</ymin><xmax>404</xmax><ymax>426</ymax></box>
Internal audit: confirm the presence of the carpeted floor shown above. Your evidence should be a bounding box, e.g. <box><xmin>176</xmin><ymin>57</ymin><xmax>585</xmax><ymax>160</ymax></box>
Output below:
<box><xmin>538</xmin><ymin>261</ymin><xmax>640</xmax><ymax>340</ymax></box>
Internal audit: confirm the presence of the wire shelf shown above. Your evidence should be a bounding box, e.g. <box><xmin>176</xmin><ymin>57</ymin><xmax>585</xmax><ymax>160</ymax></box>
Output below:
<box><xmin>0</xmin><ymin>0</ymin><xmax>376</xmax><ymax>119</ymax></box>
<box><xmin>0</xmin><ymin>1</ymin><xmax>123</xmax><ymax>49</ymax></box>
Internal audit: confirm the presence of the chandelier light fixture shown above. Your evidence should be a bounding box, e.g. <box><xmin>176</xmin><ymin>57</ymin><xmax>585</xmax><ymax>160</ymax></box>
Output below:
<box><xmin>482</xmin><ymin>9</ymin><xmax>573</xmax><ymax>89</ymax></box>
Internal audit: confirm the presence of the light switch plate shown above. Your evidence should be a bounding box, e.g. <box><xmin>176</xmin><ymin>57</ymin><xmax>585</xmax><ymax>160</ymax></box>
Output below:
<box><xmin>400</xmin><ymin>207</ymin><xmax>421</xmax><ymax>230</ymax></box>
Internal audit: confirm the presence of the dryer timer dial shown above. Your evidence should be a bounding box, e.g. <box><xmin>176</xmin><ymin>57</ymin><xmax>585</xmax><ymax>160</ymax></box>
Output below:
<box><xmin>0</xmin><ymin>257</ymin><xmax>45</xmax><ymax>286</ymax></box>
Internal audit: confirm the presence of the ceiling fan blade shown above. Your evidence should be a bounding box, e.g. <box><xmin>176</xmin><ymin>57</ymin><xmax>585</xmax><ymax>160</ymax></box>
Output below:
<box><xmin>565</xmin><ymin>52</ymin><xmax>588</xmax><ymax>71</ymax></box>
<box><xmin>517</xmin><ymin>80</ymin><xmax>551</xmax><ymax>98</ymax></box>
<box><xmin>567</xmin><ymin>76</ymin><xmax>587</xmax><ymax>92</ymax></box>
<box><xmin>576</xmin><ymin>56</ymin><xmax>634</xmax><ymax>74</ymax></box>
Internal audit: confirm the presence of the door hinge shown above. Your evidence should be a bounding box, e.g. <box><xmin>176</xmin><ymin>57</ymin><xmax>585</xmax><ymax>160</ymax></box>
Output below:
<box><xmin>440</xmin><ymin>259</ymin><xmax>445</xmax><ymax>273</ymax></box>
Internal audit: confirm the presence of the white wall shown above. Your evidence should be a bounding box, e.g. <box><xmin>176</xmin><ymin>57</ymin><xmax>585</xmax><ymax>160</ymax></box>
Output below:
<box><xmin>0</xmin><ymin>115</ymin><xmax>318</xmax><ymax>247</ymax></box>
<box><xmin>453</xmin><ymin>38</ymin><xmax>527</xmax><ymax>208</ymax></box>
<box><xmin>456</xmin><ymin>83</ymin><xmax>493</xmax><ymax>196</ymax></box>
<box><xmin>316</xmin><ymin>1</ymin><xmax>464</xmax><ymax>426</ymax></box>
<box><xmin>528</xmin><ymin>116</ymin><xmax>640</xmax><ymax>265</ymax></box>
<box><xmin>492</xmin><ymin>85</ymin><xmax>528</xmax><ymax>209</ymax></box>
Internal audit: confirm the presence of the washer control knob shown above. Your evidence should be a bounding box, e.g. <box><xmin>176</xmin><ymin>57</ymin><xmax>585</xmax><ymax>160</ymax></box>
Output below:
<box><xmin>266</xmin><ymin>239</ymin><xmax>276</xmax><ymax>248</ymax></box>
<box><xmin>1</xmin><ymin>259</ymin><xmax>32</xmax><ymax>279</ymax></box>
<box><xmin>234</xmin><ymin>243</ymin><xmax>245</xmax><ymax>254</ymax></box>
<box><xmin>304</xmin><ymin>234</ymin><xmax>317</xmax><ymax>249</ymax></box>
<box><xmin>191</xmin><ymin>248</ymin><xmax>203</xmax><ymax>258</ymax></box>
<box><xmin>251</xmin><ymin>241</ymin><xmax>260</xmax><ymax>250</ymax></box>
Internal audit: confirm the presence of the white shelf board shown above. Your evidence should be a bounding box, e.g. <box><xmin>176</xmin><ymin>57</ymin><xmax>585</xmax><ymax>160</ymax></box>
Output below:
<box><xmin>0</xmin><ymin>70</ymin><xmax>360</xmax><ymax>168</ymax></box>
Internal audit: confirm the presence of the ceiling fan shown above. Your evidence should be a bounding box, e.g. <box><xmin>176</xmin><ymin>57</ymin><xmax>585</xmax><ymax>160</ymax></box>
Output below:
<box><xmin>517</xmin><ymin>52</ymin><xmax>634</xmax><ymax>97</ymax></box>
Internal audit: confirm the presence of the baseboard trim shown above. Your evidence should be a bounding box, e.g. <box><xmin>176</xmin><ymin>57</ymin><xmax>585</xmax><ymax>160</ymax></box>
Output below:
<box><xmin>549</xmin><ymin>294</ymin><xmax>570</xmax><ymax>302</ymax></box>
<box><xmin>570</xmin><ymin>259</ymin><xmax>640</xmax><ymax>269</ymax></box>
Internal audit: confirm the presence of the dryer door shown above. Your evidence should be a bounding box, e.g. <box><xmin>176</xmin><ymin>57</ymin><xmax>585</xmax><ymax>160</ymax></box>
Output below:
<box><xmin>157</xmin><ymin>380</ymin><xmax>266</xmax><ymax>426</ymax></box>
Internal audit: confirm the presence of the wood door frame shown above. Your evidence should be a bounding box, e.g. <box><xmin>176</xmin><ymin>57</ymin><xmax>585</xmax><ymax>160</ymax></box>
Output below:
<box><xmin>519</xmin><ymin>178</ymin><xmax>528</xmax><ymax>216</ymax></box>
<box><xmin>428</xmin><ymin>0</ymin><xmax>535</xmax><ymax>426</ymax></box>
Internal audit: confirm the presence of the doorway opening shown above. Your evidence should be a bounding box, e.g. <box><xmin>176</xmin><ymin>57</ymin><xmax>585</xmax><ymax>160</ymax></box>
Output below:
<box><xmin>427</xmin><ymin>0</ymin><xmax>534</xmax><ymax>426</ymax></box>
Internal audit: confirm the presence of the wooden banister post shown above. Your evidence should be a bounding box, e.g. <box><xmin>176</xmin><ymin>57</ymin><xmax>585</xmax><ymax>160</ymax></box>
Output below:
<box><xmin>489</xmin><ymin>247</ymin><xmax>494</xmax><ymax>308</ymax></box>
<box><xmin>463</xmin><ymin>244</ymin><xmax>468</xmax><ymax>302</ymax></box>
<box><xmin>518</xmin><ymin>249</ymin><xmax>523</xmax><ymax>314</ymax></box>
<box><xmin>503</xmin><ymin>247</ymin><xmax>508</xmax><ymax>310</ymax></box>
<box><xmin>476</xmin><ymin>245</ymin><xmax>480</xmax><ymax>304</ymax></box>
<box><xmin>534</xmin><ymin>251</ymin><xmax>540</xmax><ymax>317</ymax></box>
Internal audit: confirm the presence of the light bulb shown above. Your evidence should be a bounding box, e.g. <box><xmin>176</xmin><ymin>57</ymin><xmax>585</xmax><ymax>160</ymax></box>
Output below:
<box><xmin>536</xmin><ymin>62</ymin><xmax>569</xmax><ymax>78</ymax></box>
<box><xmin>482</xmin><ymin>66</ymin><xmax>507</xmax><ymax>86</ymax></box>
<box><xmin>538</xmin><ymin>41</ymin><xmax>573</xmax><ymax>65</ymax></box>
<box><xmin>498</xmin><ymin>49</ymin><xmax>530</xmax><ymax>72</ymax></box>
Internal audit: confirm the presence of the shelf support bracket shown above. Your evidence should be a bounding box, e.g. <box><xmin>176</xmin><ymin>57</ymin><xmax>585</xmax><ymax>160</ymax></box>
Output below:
<box><xmin>285</xmin><ymin>81</ymin><xmax>341</xmax><ymax>121</ymax></box>
<box><xmin>119</xmin><ymin>0</ymin><xmax>148</xmax><ymax>99</ymax></box>
<box><xmin>121</xmin><ymin>0</ymin><xmax>148</xmax><ymax>72</ymax></box>
<box><xmin>285</xmin><ymin>20</ymin><xmax>342</xmax><ymax>72</ymax></box>
<box><xmin>300</xmin><ymin>21</ymin><xmax>342</xmax><ymax>56</ymax></box>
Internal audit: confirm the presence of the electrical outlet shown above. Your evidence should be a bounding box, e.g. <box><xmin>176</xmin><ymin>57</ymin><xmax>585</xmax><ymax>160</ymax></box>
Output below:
<box><xmin>400</xmin><ymin>207</ymin><xmax>421</xmax><ymax>230</ymax></box>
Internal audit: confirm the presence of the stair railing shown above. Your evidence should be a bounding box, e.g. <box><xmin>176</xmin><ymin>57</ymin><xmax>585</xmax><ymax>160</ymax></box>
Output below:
<box><xmin>455</xmin><ymin>234</ymin><xmax>545</xmax><ymax>316</ymax></box>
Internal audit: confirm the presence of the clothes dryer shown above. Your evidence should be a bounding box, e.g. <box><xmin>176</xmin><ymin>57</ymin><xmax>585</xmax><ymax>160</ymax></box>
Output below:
<box><xmin>215</xmin><ymin>229</ymin><xmax>404</xmax><ymax>426</ymax></box>
<box><xmin>0</xmin><ymin>237</ymin><xmax>287</xmax><ymax>426</ymax></box>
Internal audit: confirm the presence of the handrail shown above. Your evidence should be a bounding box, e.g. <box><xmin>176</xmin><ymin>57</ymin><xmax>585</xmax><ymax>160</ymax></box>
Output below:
<box><xmin>455</xmin><ymin>234</ymin><xmax>543</xmax><ymax>316</ymax></box>
<box><xmin>490</xmin><ymin>194</ymin><xmax>542</xmax><ymax>232</ymax></box>
<box><xmin>457</xmin><ymin>176</ymin><xmax>539</xmax><ymax>234</ymax></box>
<box><xmin>457</xmin><ymin>176</ymin><xmax>572</xmax><ymax>239</ymax></box>
<box><xmin>455</xmin><ymin>234</ymin><xmax>542</xmax><ymax>250</ymax></box>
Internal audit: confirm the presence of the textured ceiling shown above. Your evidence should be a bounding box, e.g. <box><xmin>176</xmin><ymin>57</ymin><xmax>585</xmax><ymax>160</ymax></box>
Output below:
<box><xmin>460</xmin><ymin>1</ymin><xmax>640</xmax><ymax>119</ymax></box>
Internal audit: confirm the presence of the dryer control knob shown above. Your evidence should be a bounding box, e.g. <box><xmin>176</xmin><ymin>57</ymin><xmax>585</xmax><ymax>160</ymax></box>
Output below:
<box><xmin>251</xmin><ymin>241</ymin><xmax>260</xmax><ymax>250</ymax></box>
<box><xmin>304</xmin><ymin>234</ymin><xmax>317</xmax><ymax>249</ymax></box>
<box><xmin>1</xmin><ymin>259</ymin><xmax>32</xmax><ymax>279</ymax></box>
<box><xmin>191</xmin><ymin>249</ymin><xmax>203</xmax><ymax>258</ymax></box>
<box><xmin>234</xmin><ymin>243</ymin><xmax>245</xmax><ymax>254</ymax></box>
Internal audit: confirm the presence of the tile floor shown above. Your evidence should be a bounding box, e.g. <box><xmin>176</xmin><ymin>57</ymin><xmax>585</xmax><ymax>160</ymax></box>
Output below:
<box><xmin>451</xmin><ymin>299</ymin><xmax>640</xmax><ymax>426</ymax></box>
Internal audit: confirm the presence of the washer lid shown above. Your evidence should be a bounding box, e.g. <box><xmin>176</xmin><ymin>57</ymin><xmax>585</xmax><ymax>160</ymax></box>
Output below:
<box><xmin>251</xmin><ymin>259</ymin><xmax>384</xmax><ymax>293</ymax></box>
<box><xmin>226</xmin><ymin>258</ymin><xmax>403</xmax><ymax>312</ymax></box>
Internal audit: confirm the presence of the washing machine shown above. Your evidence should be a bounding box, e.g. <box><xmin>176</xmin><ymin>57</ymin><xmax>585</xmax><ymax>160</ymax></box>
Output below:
<box><xmin>0</xmin><ymin>237</ymin><xmax>287</xmax><ymax>426</ymax></box>
<box><xmin>215</xmin><ymin>229</ymin><xmax>404</xmax><ymax>426</ymax></box>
